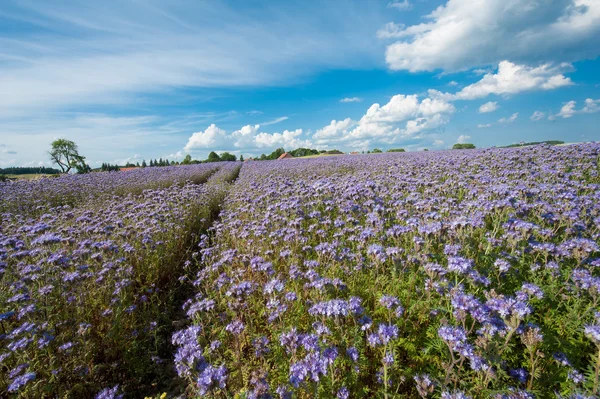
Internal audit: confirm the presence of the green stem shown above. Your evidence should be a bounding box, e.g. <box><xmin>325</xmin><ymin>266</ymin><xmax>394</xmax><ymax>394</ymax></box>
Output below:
<box><xmin>594</xmin><ymin>347</ymin><xmax>600</xmax><ymax>395</ymax></box>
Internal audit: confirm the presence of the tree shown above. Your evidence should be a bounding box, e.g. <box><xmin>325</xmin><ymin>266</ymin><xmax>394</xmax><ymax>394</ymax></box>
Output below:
<box><xmin>182</xmin><ymin>154</ymin><xmax>192</xmax><ymax>165</ymax></box>
<box><xmin>207</xmin><ymin>151</ymin><xmax>221</xmax><ymax>163</ymax></box>
<box><xmin>240</xmin><ymin>155</ymin><xmax>244</xmax><ymax>162</ymax></box>
<box><xmin>387</xmin><ymin>148</ymin><xmax>405</xmax><ymax>152</ymax></box>
<box><xmin>219</xmin><ymin>152</ymin><xmax>237</xmax><ymax>162</ymax></box>
<box><xmin>268</xmin><ymin>148</ymin><xmax>285</xmax><ymax>160</ymax></box>
<box><xmin>142</xmin><ymin>160</ymin><xmax>147</xmax><ymax>168</ymax></box>
<box><xmin>452</xmin><ymin>143</ymin><xmax>476</xmax><ymax>149</ymax></box>
<box><xmin>49</xmin><ymin>139</ymin><xmax>87</xmax><ymax>174</ymax></box>
<box><xmin>372</xmin><ymin>148</ymin><xmax>383</xmax><ymax>153</ymax></box>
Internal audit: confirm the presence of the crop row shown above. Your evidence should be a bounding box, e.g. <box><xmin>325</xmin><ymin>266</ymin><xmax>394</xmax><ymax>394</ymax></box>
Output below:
<box><xmin>0</xmin><ymin>164</ymin><xmax>218</xmax><ymax>217</ymax></box>
<box><xmin>0</xmin><ymin>163</ymin><xmax>240</xmax><ymax>397</ymax></box>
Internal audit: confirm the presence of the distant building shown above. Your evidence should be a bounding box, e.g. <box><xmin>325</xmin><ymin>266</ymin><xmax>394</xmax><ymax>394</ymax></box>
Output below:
<box><xmin>244</xmin><ymin>157</ymin><xmax>254</xmax><ymax>162</ymax></box>
<box><xmin>349</xmin><ymin>151</ymin><xmax>359</xmax><ymax>155</ymax></box>
<box><xmin>120</xmin><ymin>167</ymin><xmax>139</xmax><ymax>172</ymax></box>
<box><xmin>278</xmin><ymin>152</ymin><xmax>294</xmax><ymax>160</ymax></box>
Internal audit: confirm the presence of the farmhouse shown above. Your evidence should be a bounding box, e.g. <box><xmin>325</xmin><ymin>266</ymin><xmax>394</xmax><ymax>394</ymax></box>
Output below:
<box><xmin>277</xmin><ymin>152</ymin><xmax>294</xmax><ymax>160</ymax></box>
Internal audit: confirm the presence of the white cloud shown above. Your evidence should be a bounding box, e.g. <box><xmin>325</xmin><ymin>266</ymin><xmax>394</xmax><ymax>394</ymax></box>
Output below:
<box><xmin>433</xmin><ymin>139</ymin><xmax>445</xmax><ymax>146</ymax></box>
<box><xmin>260</xmin><ymin>116</ymin><xmax>288</xmax><ymax>126</ymax></box>
<box><xmin>377</xmin><ymin>22</ymin><xmax>407</xmax><ymax>39</ymax></box>
<box><xmin>382</xmin><ymin>0</ymin><xmax>600</xmax><ymax>72</ymax></box>
<box><xmin>530</xmin><ymin>111</ymin><xmax>546</xmax><ymax>121</ymax></box>
<box><xmin>429</xmin><ymin>61</ymin><xmax>573</xmax><ymax>101</ymax></box>
<box><xmin>388</xmin><ymin>0</ymin><xmax>413</xmax><ymax>11</ymax></box>
<box><xmin>478</xmin><ymin>101</ymin><xmax>499</xmax><ymax>113</ymax></box>
<box><xmin>448</xmin><ymin>81</ymin><xmax>458</xmax><ymax>86</ymax></box>
<box><xmin>184</xmin><ymin>124</ymin><xmax>228</xmax><ymax>151</ymax></box>
<box><xmin>582</xmin><ymin>98</ymin><xmax>600</xmax><ymax>114</ymax></box>
<box><xmin>477</xmin><ymin>123</ymin><xmax>492</xmax><ymax>128</ymax></box>
<box><xmin>254</xmin><ymin>129</ymin><xmax>311</xmax><ymax>149</ymax></box>
<box><xmin>498</xmin><ymin>112</ymin><xmax>519</xmax><ymax>123</ymax></box>
<box><xmin>340</xmin><ymin>97</ymin><xmax>363</xmax><ymax>103</ymax></box>
<box><xmin>183</xmin><ymin>123</ymin><xmax>313</xmax><ymax>155</ymax></box>
<box><xmin>457</xmin><ymin>135</ymin><xmax>471</xmax><ymax>144</ymax></box>
<box><xmin>552</xmin><ymin>98</ymin><xmax>600</xmax><ymax>119</ymax></box>
<box><xmin>0</xmin><ymin>2</ymin><xmax>387</xmax><ymax>116</ymax></box>
<box><xmin>316</xmin><ymin>94</ymin><xmax>455</xmax><ymax>148</ymax></box>
<box><xmin>314</xmin><ymin>118</ymin><xmax>356</xmax><ymax>141</ymax></box>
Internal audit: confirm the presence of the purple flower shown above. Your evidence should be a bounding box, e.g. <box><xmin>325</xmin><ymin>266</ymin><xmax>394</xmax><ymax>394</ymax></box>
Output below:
<box><xmin>346</xmin><ymin>347</ymin><xmax>359</xmax><ymax>362</ymax></box>
<box><xmin>225</xmin><ymin>320</ymin><xmax>245</xmax><ymax>335</ymax></box>
<box><xmin>95</xmin><ymin>385</ymin><xmax>123</xmax><ymax>399</ymax></box>
<box><xmin>584</xmin><ymin>325</ymin><xmax>600</xmax><ymax>345</ymax></box>
<box><xmin>337</xmin><ymin>387</ymin><xmax>349</xmax><ymax>399</ymax></box>
<box><xmin>8</xmin><ymin>372</ymin><xmax>36</xmax><ymax>393</ymax></box>
<box><xmin>197</xmin><ymin>364</ymin><xmax>228</xmax><ymax>395</ymax></box>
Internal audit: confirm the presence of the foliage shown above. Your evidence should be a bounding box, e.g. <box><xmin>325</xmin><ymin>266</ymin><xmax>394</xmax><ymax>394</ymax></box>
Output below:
<box><xmin>0</xmin><ymin>166</ymin><xmax>61</xmax><ymax>175</ymax></box>
<box><xmin>100</xmin><ymin>163</ymin><xmax>120</xmax><ymax>172</ymax></box>
<box><xmin>182</xmin><ymin>155</ymin><xmax>193</xmax><ymax>165</ymax></box>
<box><xmin>219</xmin><ymin>152</ymin><xmax>237</xmax><ymax>162</ymax></box>
<box><xmin>289</xmin><ymin>148</ymin><xmax>318</xmax><ymax>157</ymax></box>
<box><xmin>387</xmin><ymin>148</ymin><xmax>406</xmax><ymax>152</ymax></box>
<box><xmin>501</xmin><ymin>140</ymin><xmax>565</xmax><ymax>148</ymax></box>
<box><xmin>452</xmin><ymin>143</ymin><xmax>476</xmax><ymax>149</ymax></box>
<box><xmin>372</xmin><ymin>148</ymin><xmax>383</xmax><ymax>153</ymax></box>
<box><xmin>48</xmin><ymin>139</ymin><xmax>88</xmax><ymax>174</ymax></box>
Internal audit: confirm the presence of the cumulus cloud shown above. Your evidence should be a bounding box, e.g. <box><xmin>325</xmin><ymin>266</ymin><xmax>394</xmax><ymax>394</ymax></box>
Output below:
<box><xmin>429</xmin><ymin>61</ymin><xmax>573</xmax><ymax>101</ymax></box>
<box><xmin>457</xmin><ymin>134</ymin><xmax>471</xmax><ymax>144</ymax></box>
<box><xmin>316</xmin><ymin>94</ymin><xmax>455</xmax><ymax>148</ymax></box>
<box><xmin>184</xmin><ymin>123</ymin><xmax>312</xmax><ymax>154</ymax></box>
<box><xmin>184</xmin><ymin>124</ymin><xmax>228</xmax><ymax>151</ymax></box>
<box><xmin>530</xmin><ymin>111</ymin><xmax>546</xmax><ymax>121</ymax></box>
<box><xmin>552</xmin><ymin>98</ymin><xmax>600</xmax><ymax>119</ymax></box>
<box><xmin>498</xmin><ymin>112</ymin><xmax>519</xmax><ymax>124</ymax></box>
<box><xmin>479</xmin><ymin>101</ymin><xmax>499</xmax><ymax>113</ymax></box>
<box><xmin>382</xmin><ymin>0</ymin><xmax>600</xmax><ymax>72</ymax></box>
<box><xmin>582</xmin><ymin>98</ymin><xmax>600</xmax><ymax>114</ymax></box>
<box><xmin>314</xmin><ymin>118</ymin><xmax>356</xmax><ymax>141</ymax></box>
<box><xmin>340</xmin><ymin>97</ymin><xmax>363</xmax><ymax>103</ymax></box>
<box><xmin>558</xmin><ymin>101</ymin><xmax>577</xmax><ymax>118</ymax></box>
<box><xmin>477</xmin><ymin>124</ymin><xmax>492</xmax><ymax>128</ymax></box>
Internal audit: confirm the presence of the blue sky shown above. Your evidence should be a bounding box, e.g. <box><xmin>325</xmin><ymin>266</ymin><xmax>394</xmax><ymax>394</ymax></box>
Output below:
<box><xmin>0</xmin><ymin>0</ymin><xmax>599</xmax><ymax>167</ymax></box>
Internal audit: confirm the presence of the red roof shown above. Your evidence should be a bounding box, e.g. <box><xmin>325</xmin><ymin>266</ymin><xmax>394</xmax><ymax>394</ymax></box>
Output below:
<box><xmin>278</xmin><ymin>152</ymin><xmax>294</xmax><ymax>160</ymax></box>
<box><xmin>120</xmin><ymin>167</ymin><xmax>139</xmax><ymax>172</ymax></box>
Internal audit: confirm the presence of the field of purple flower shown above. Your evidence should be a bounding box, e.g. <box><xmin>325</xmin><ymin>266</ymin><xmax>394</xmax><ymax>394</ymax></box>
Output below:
<box><xmin>175</xmin><ymin>144</ymin><xmax>600</xmax><ymax>399</ymax></box>
<box><xmin>1</xmin><ymin>164</ymin><xmax>240</xmax><ymax>397</ymax></box>
<box><xmin>2</xmin><ymin>144</ymin><xmax>600</xmax><ymax>398</ymax></box>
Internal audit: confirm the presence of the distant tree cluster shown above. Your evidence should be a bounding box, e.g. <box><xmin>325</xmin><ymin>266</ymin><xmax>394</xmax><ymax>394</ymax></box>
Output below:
<box><xmin>501</xmin><ymin>140</ymin><xmax>564</xmax><ymax>148</ymax></box>
<box><xmin>387</xmin><ymin>148</ymin><xmax>406</xmax><ymax>153</ymax></box>
<box><xmin>452</xmin><ymin>143</ymin><xmax>476</xmax><ymax>149</ymax></box>
<box><xmin>289</xmin><ymin>148</ymin><xmax>319</xmax><ymax>157</ymax></box>
<box><xmin>0</xmin><ymin>166</ymin><xmax>61</xmax><ymax>175</ymax></box>
<box><xmin>145</xmin><ymin>158</ymin><xmax>173</xmax><ymax>167</ymax></box>
<box><xmin>205</xmin><ymin>151</ymin><xmax>237</xmax><ymax>163</ymax></box>
<box><xmin>257</xmin><ymin>148</ymin><xmax>285</xmax><ymax>161</ymax></box>
<box><xmin>100</xmin><ymin>163</ymin><xmax>120</xmax><ymax>172</ymax></box>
